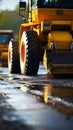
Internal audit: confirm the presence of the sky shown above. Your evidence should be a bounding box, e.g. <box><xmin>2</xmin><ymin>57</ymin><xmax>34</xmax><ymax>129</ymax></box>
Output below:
<box><xmin>0</xmin><ymin>0</ymin><xmax>19</xmax><ymax>10</ymax></box>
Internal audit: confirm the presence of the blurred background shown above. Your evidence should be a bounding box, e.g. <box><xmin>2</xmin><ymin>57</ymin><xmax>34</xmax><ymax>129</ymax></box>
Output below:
<box><xmin>0</xmin><ymin>0</ymin><xmax>25</xmax><ymax>67</ymax></box>
<box><xmin>0</xmin><ymin>0</ymin><xmax>23</xmax><ymax>39</ymax></box>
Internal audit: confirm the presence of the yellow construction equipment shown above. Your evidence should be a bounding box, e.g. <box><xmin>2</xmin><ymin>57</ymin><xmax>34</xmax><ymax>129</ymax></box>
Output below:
<box><xmin>8</xmin><ymin>0</ymin><xmax>73</xmax><ymax>76</ymax></box>
<box><xmin>0</xmin><ymin>30</ymin><xmax>13</xmax><ymax>67</ymax></box>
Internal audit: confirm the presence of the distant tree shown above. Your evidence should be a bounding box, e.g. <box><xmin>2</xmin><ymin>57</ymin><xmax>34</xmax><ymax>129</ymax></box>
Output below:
<box><xmin>0</xmin><ymin>4</ymin><xmax>28</xmax><ymax>39</ymax></box>
<box><xmin>0</xmin><ymin>5</ymin><xmax>24</xmax><ymax>39</ymax></box>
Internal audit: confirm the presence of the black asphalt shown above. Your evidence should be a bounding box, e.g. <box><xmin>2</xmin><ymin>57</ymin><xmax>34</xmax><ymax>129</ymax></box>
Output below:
<box><xmin>0</xmin><ymin>66</ymin><xmax>73</xmax><ymax>130</ymax></box>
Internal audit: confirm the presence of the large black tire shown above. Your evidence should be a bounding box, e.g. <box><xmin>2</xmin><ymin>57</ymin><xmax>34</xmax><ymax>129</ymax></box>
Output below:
<box><xmin>8</xmin><ymin>40</ymin><xmax>21</xmax><ymax>74</ymax></box>
<box><xmin>20</xmin><ymin>30</ymin><xmax>40</xmax><ymax>75</ymax></box>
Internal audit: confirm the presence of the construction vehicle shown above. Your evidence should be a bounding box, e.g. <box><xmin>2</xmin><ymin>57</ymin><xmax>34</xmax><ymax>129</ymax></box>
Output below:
<box><xmin>8</xmin><ymin>0</ymin><xmax>73</xmax><ymax>76</ymax></box>
<box><xmin>0</xmin><ymin>30</ymin><xmax>13</xmax><ymax>67</ymax></box>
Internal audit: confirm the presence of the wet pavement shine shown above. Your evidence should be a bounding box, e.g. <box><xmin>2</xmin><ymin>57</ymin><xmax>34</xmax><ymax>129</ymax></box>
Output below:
<box><xmin>0</xmin><ymin>64</ymin><xmax>73</xmax><ymax>130</ymax></box>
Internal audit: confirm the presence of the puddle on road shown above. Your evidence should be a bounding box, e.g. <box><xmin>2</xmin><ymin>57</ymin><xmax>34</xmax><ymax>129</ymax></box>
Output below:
<box><xmin>20</xmin><ymin>83</ymin><xmax>73</xmax><ymax>117</ymax></box>
<box><xmin>0</xmin><ymin>66</ymin><xmax>73</xmax><ymax>120</ymax></box>
<box><xmin>0</xmin><ymin>75</ymin><xmax>73</xmax><ymax>115</ymax></box>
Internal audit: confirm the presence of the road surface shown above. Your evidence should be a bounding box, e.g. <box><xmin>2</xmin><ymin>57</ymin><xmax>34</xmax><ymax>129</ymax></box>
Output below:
<box><xmin>0</xmin><ymin>64</ymin><xmax>73</xmax><ymax>130</ymax></box>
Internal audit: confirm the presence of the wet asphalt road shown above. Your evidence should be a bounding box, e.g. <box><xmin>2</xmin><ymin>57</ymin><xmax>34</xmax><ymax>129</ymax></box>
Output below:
<box><xmin>0</xmin><ymin>64</ymin><xmax>73</xmax><ymax>130</ymax></box>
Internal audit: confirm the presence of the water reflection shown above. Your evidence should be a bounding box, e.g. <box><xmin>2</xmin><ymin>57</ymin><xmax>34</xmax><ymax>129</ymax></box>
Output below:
<box><xmin>22</xmin><ymin>83</ymin><xmax>73</xmax><ymax>117</ymax></box>
<box><xmin>43</xmin><ymin>84</ymin><xmax>73</xmax><ymax>102</ymax></box>
<box><xmin>43</xmin><ymin>84</ymin><xmax>73</xmax><ymax>117</ymax></box>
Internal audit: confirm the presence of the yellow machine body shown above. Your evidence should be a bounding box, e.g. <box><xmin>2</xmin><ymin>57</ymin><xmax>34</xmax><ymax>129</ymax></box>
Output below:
<box><xmin>18</xmin><ymin>0</ymin><xmax>73</xmax><ymax>75</ymax></box>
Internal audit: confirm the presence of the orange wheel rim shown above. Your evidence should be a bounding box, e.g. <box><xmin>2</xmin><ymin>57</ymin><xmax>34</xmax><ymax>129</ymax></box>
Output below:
<box><xmin>21</xmin><ymin>42</ymin><xmax>26</xmax><ymax>63</ymax></box>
